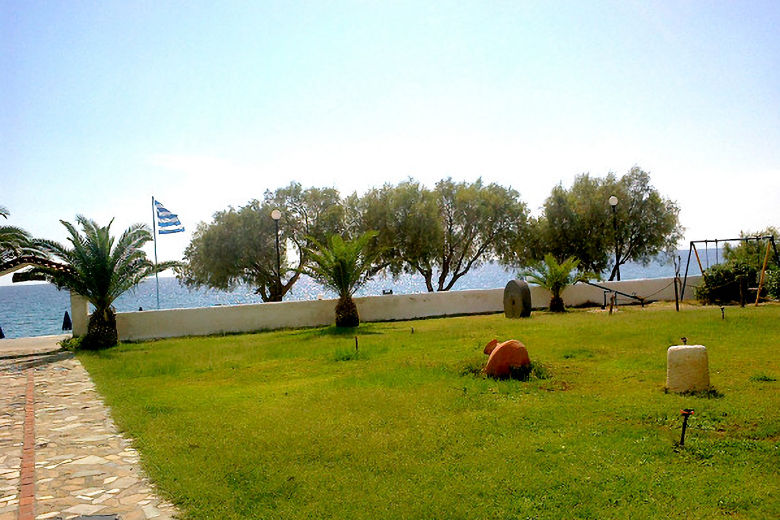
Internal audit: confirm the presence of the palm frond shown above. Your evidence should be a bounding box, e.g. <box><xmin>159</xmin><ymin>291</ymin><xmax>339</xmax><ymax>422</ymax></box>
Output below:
<box><xmin>0</xmin><ymin>224</ymin><xmax>45</xmax><ymax>262</ymax></box>
<box><xmin>523</xmin><ymin>253</ymin><xmax>589</xmax><ymax>298</ymax></box>
<box><xmin>305</xmin><ymin>231</ymin><xmax>379</xmax><ymax>298</ymax></box>
<box><xmin>34</xmin><ymin>217</ymin><xmax>162</xmax><ymax>312</ymax></box>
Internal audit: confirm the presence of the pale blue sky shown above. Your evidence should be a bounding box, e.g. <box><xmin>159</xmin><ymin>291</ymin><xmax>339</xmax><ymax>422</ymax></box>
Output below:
<box><xmin>2</xmin><ymin>1</ymin><xmax>779</xmax><ymax>284</ymax></box>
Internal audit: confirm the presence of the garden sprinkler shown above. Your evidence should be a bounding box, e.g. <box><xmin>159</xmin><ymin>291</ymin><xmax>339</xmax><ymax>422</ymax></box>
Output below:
<box><xmin>411</xmin><ymin>327</ymin><xmax>414</xmax><ymax>334</ymax></box>
<box><xmin>355</xmin><ymin>336</ymin><xmax>359</xmax><ymax>354</ymax></box>
<box><xmin>720</xmin><ymin>306</ymin><xmax>725</xmax><ymax>320</ymax></box>
<box><xmin>680</xmin><ymin>337</ymin><xmax>687</xmax><ymax>345</ymax></box>
<box><xmin>679</xmin><ymin>409</ymin><xmax>694</xmax><ymax>446</ymax></box>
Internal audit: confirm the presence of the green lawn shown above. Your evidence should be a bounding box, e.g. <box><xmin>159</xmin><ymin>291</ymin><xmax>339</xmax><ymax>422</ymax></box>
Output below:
<box><xmin>78</xmin><ymin>303</ymin><xmax>780</xmax><ymax>519</ymax></box>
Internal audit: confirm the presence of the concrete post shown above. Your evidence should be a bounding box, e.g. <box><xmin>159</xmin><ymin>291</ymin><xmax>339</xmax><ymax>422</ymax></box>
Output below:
<box><xmin>666</xmin><ymin>345</ymin><xmax>710</xmax><ymax>393</ymax></box>
<box><xmin>70</xmin><ymin>292</ymin><xmax>89</xmax><ymax>337</ymax></box>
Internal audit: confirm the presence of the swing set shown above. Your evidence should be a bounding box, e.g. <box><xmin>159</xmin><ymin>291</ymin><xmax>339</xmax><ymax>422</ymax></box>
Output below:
<box><xmin>680</xmin><ymin>235</ymin><xmax>779</xmax><ymax>304</ymax></box>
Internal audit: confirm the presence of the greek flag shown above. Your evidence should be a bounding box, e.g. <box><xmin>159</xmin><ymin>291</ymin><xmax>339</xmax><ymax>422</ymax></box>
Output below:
<box><xmin>155</xmin><ymin>200</ymin><xmax>185</xmax><ymax>234</ymax></box>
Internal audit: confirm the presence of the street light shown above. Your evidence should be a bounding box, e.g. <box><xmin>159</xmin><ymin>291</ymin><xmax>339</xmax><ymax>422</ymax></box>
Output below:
<box><xmin>609</xmin><ymin>195</ymin><xmax>620</xmax><ymax>281</ymax></box>
<box><xmin>271</xmin><ymin>209</ymin><xmax>282</xmax><ymax>301</ymax></box>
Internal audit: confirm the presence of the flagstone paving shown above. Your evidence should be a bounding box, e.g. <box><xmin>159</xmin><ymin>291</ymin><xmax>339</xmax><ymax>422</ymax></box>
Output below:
<box><xmin>0</xmin><ymin>340</ymin><xmax>178</xmax><ymax>520</ymax></box>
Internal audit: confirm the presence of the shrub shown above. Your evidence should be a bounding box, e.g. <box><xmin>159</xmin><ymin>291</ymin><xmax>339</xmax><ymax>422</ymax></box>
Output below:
<box><xmin>696</xmin><ymin>261</ymin><xmax>757</xmax><ymax>305</ymax></box>
<box><xmin>764</xmin><ymin>269</ymin><xmax>780</xmax><ymax>300</ymax></box>
<box><xmin>59</xmin><ymin>336</ymin><xmax>84</xmax><ymax>351</ymax></box>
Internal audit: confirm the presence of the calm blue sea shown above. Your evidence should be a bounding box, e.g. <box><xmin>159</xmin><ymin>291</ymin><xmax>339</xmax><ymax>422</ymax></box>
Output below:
<box><xmin>0</xmin><ymin>249</ymin><xmax>718</xmax><ymax>339</ymax></box>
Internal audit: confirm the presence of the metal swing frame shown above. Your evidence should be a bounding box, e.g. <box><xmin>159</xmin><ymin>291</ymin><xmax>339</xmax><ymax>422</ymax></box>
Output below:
<box><xmin>680</xmin><ymin>235</ymin><xmax>779</xmax><ymax>300</ymax></box>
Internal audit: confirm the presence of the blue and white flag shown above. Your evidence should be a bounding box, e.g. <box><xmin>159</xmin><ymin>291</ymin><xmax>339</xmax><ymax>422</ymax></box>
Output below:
<box><xmin>155</xmin><ymin>200</ymin><xmax>185</xmax><ymax>234</ymax></box>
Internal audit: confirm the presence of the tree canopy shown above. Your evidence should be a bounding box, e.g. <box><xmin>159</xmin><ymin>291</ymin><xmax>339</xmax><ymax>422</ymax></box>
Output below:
<box><xmin>523</xmin><ymin>254</ymin><xmax>589</xmax><ymax>312</ymax></box>
<box><xmin>26</xmin><ymin>216</ymin><xmax>173</xmax><ymax>348</ymax></box>
<box><xmin>527</xmin><ymin>167</ymin><xmax>682</xmax><ymax>280</ymax></box>
<box><xmin>722</xmin><ymin>227</ymin><xmax>779</xmax><ymax>269</ymax></box>
<box><xmin>0</xmin><ymin>205</ymin><xmax>44</xmax><ymax>265</ymax></box>
<box><xmin>305</xmin><ymin>231</ymin><xmax>379</xmax><ymax>327</ymax></box>
<box><xmin>177</xmin><ymin>183</ymin><xmax>343</xmax><ymax>301</ymax></box>
<box><xmin>178</xmin><ymin>169</ymin><xmax>682</xmax><ymax>298</ymax></box>
<box><xmin>351</xmin><ymin>178</ymin><xmax>529</xmax><ymax>291</ymax></box>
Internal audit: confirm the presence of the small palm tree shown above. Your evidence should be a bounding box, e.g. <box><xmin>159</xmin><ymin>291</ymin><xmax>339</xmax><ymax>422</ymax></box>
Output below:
<box><xmin>28</xmin><ymin>216</ymin><xmax>177</xmax><ymax>348</ymax></box>
<box><xmin>305</xmin><ymin>231</ymin><xmax>379</xmax><ymax>327</ymax></box>
<box><xmin>524</xmin><ymin>253</ymin><xmax>590</xmax><ymax>312</ymax></box>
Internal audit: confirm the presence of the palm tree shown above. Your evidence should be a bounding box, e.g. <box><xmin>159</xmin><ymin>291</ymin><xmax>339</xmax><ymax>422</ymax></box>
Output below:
<box><xmin>305</xmin><ymin>231</ymin><xmax>379</xmax><ymax>327</ymax></box>
<box><xmin>0</xmin><ymin>205</ymin><xmax>44</xmax><ymax>264</ymax></box>
<box><xmin>28</xmin><ymin>216</ymin><xmax>177</xmax><ymax>349</ymax></box>
<box><xmin>524</xmin><ymin>253</ymin><xmax>590</xmax><ymax>312</ymax></box>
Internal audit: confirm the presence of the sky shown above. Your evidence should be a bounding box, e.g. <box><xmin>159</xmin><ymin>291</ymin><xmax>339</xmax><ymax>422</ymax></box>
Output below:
<box><xmin>2</xmin><ymin>1</ymin><xmax>779</xmax><ymax>285</ymax></box>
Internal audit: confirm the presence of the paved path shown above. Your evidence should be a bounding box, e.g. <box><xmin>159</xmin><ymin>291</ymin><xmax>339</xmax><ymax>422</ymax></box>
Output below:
<box><xmin>0</xmin><ymin>337</ymin><xmax>178</xmax><ymax>520</ymax></box>
<box><xmin>0</xmin><ymin>335</ymin><xmax>69</xmax><ymax>359</ymax></box>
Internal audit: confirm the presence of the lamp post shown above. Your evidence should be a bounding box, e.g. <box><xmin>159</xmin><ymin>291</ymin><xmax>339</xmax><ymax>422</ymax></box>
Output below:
<box><xmin>271</xmin><ymin>208</ymin><xmax>282</xmax><ymax>301</ymax></box>
<box><xmin>609</xmin><ymin>195</ymin><xmax>620</xmax><ymax>281</ymax></box>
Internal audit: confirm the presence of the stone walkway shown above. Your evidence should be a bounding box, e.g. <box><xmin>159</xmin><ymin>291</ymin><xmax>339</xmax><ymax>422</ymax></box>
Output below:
<box><xmin>0</xmin><ymin>338</ymin><xmax>179</xmax><ymax>520</ymax></box>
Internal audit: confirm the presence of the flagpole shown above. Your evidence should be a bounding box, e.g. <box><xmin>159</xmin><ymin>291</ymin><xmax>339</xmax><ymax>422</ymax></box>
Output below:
<box><xmin>152</xmin><ymin>196</ymin><xmax>160</xmax><ymax>309</ymax></box>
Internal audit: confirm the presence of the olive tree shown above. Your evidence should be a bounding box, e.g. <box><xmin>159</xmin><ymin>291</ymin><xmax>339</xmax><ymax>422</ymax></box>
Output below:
<box><xmin>177</xmin><ymin>183</ymin><xmax>343</xmax><ymax>301</ymax></box>
<box><xmin>607</xmin><ymin>167</ymin><xmax>683</xmax><ymax>280</ymax></box>
<box><xmin>530</xmin><ymin>167</ymin><xmax>683</xmax><ymax>280</ymax></box>
<box><xmin>352</xmin><ymin>178</ymin><xmax>529</xmax><ymax>291</ymax></box>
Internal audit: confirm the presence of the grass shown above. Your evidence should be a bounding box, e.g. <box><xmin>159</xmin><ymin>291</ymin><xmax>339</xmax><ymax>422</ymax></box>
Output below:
<box><xmin>78</xmin><ymin>302</ymin><xmax>780</xmax><ymax>519</ymax></box>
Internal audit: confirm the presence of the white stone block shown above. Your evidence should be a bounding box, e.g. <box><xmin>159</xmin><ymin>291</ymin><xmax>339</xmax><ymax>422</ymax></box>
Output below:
<box><xmin>666</xmin><ymin>345</ymin><xmax>710</xmax><ymax>393</ymax></box>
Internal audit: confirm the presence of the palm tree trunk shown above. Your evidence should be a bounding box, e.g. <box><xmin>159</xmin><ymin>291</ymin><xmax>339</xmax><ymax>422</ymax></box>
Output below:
<box><xmin>335</xmin><ymin>295</ymin><xmax>360</xmax><ymax>327</ymax></box>
<box><xmin>84</xmin><ymin>307</ymin><xmax>118</xmax><ymax>349</ymax></box>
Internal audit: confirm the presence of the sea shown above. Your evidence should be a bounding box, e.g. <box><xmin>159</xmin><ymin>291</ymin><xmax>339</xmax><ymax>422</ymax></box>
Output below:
<box><xmin>0</xmin><ymin>249</ymin><xmax>719</xmax><ymax>339</ymax></box>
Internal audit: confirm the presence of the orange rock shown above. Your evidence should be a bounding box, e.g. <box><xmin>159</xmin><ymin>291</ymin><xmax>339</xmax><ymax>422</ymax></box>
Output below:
<box><xmin>484</xmin><ymin>340</ymin><xmax>530</xmax><ymax>378</ymax></box>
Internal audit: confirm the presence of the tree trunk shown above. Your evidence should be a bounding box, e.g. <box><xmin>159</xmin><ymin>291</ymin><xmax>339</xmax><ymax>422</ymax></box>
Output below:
<box><xmin>335</xmin><ymin>295</ymin><xmax>360</xmax><ymax>327</ymax></box>
<box><xmin>549</xmin><ymin>294</ymin><xmax>565</xmax><ymax>313</ymax></box>
<box><xmin>83</xmin><ymin>307</ymin><xmax>118</xmax><ymax>349</ymax></box>
<box><xmin>739</xmin><ymin>276</ymin><xmax>746</xmax><ymax>307</ymax></box>
<box><xmin>423</xmin><ymin>273</ymin><xmax>434</xmax><ymax>292</ymax></box>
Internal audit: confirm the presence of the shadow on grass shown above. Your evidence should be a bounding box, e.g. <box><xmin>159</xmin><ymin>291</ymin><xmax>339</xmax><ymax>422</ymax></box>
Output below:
<box><xmin>562</xmin><ymin>348</ymin><xmax>595</xmax><ymax>359</ymax></box>
<box><xmin>665</xmin><ymin>386</ymin><xmax>725</xmax><ymax>399</ymax></box>
<box><xmin>749</xmin><ymin>373</ymin><xmax>776</xmax><ymax>382</ymax></box>
<box><xmin>287</xmin><ymin>325</ymin><xmax>385</xmax><ymax>338</ymax></box>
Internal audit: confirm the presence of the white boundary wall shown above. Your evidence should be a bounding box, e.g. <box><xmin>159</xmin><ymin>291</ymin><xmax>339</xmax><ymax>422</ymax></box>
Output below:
<box><xmin>81</xmin><ymin>275</ymin><xmax>702</xmax><ymax>342</ymax></box>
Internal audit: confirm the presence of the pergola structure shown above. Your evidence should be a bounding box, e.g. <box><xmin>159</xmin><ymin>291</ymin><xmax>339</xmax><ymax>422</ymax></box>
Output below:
<box><xmin>0</xmin><ymin>255</ymin><xmax>74</xmax><ymax>279</ymax></box>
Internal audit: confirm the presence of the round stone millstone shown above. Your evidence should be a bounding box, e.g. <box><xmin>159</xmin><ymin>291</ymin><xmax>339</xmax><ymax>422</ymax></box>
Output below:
<box><xmin>504</xmin><ymin>279</ymin><xmax>532</xmax><ymax>318</ymax></box>
<box><xmin>666</xmin><ymin>345</ymin><xmax>710</xmax><ymax>393</ymax></box>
